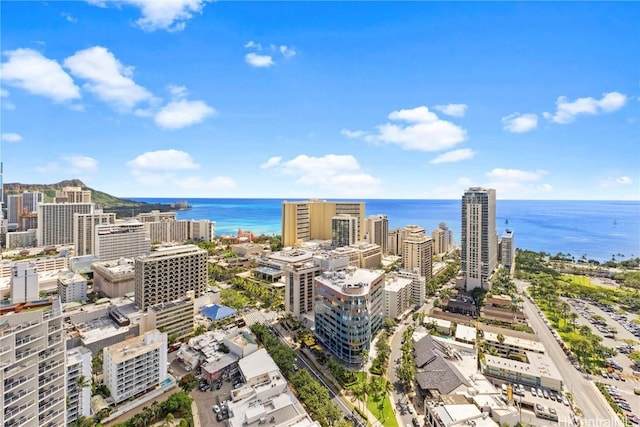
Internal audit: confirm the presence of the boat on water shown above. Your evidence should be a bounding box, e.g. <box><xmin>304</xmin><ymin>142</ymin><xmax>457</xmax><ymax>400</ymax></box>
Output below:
<box><xmin>170</xmin><ymin>200</ymin><xmax>192</xmax><ymax>210</ymax></box>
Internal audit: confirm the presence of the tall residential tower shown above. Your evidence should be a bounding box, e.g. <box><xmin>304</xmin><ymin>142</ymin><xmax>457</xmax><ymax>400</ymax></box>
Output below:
<box><xmin>461</xmin><ymin>187</ymin><xmax>497</xmax><ymax>291</ymax></box>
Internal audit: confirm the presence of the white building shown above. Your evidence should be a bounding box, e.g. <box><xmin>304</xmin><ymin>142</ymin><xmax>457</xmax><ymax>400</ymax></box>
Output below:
<box><xmin>10</xmin><ymin>262</ymin><xmax>39</xmax><ymax>303</ymax></box>
<box><xmin>500</xmin><ymin>229</ymin><xmax>515</xmax><ymax>271</ymax></box>
<box><xmin>73</xmin><ymin>209</ymin><xmax>116</xmax><ymax>256</ymax></box>
<box><xmin>461</xmin><ymin>188</ymin><xmax>498</xmax><ymax>291</ymax></box>
<box><xmin>103</xmin><ymin>330</ymin><xmax>168</xmax><ymax>403</ymax></box>
<box><xmin>396</xmin><ymin>269</ymin><xmax>426</xmax><ymax>308</ymax></box>
<box><xmin>66</xmin><ymin>346</ymin><xmax>92</xmax><ymax>425</ymax></box>
<box><xmin>383</xmin><ymin>273</ymin><xmax>414</xmax><ymax>319</ymax></box>
<box><xmin>37</xmin><ymin>202</ymin><xmax>95</xmax><ymax>247</ymax></box>
<box><xmin>0</xmin><ymin>297</ymin><xmax>67</xmax><ymax>427</ymax></box>
<box><xmin>96</xmin><ymin>221</ymin><xmax>151</xmax><ymax>262</ymax></box>
<box><xmin>482</xmin><ymin>351</ymin><xmax>563</xmax><ymax>392</ymax></box>
<box><xmin>57</xmin><ymin>270</ymin><xmax>88</xmax><ymax>303</ymax></box>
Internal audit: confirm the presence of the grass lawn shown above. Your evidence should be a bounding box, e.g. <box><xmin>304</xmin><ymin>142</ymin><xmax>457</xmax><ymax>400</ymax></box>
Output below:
<box><xmin>367</xmin><ymin>392</ymin><xmax>398</xmax><ymax>427</ymax></box>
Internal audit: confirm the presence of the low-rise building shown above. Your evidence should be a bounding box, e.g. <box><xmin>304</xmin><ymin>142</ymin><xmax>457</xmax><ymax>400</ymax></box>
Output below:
<box><xmin>92</xmin><ymin>258</ymin><xmax>136</xmax><ymax>298</ymax></box>
<box><xmin>426</xmin><ymin>401</ymin><xmax>499</xmax><ymax>427</ymax></box>
<box><xmin>147</xmin><ymin>294</ymin><xmax>195</xmax><ymax>341</ymax></box>
<box><xmin>103</xmin><ymin>330</ymin><xmax>168</xmax><ymax>403</ymax></box>
<box><xmin>57</xmin><ymin>270</ymin><xmax>88</xmax><ymax>303</ymax></box>
<box><xmin>481</xmin><ymin>351</ymin><xmax>563</xmax><ymax>392</ymax></box>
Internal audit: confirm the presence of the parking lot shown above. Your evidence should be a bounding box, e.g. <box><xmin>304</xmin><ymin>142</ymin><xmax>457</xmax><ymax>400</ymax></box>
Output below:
<box><xmin>496</xmin><ymin>382</ymin><xmax>576</xmax><ymax>427</ymax></box>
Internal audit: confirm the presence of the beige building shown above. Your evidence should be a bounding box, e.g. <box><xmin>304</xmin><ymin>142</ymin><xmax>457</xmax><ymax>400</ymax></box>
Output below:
<box><xmin>37</xmin><ymin>202</ymin><xmax>95</xmax><ymax>247</ymax></box>
<box><xmin>432</xmin><ymin>222</ymin><xmax>454</xmax><ymax>255</ymax></box>
<box><xmin>54</xmin><ymin>186</ymin><xmax>92</xmax><ymax>203</ymax></box>
<box><xmin>281</xmin><ymin>200</ymin><xmax>365</xmax><ymax>247</ymax></box>
<box><xmin>96</xmin><ymin>221</ymin><xmax>150</xmax><ymax>262</ymax></box>
<box><xmin>147</xmin><ymin>294</ymin><xmax>196</xmax><ymax>340</ymax></box>
<box><xmin>103</xmin><ymin>330</ymin><xmax>168</xmax><ymax>403</ymax></box>
<box><xmin>283</xmin><ymin>261</ymin><xmax>321</xmax><ymax>318</ymax></box>
<box><xmin>500</xmin><ymin>229</ymin><xmax>515</xmax><ymax>271</ymax></box>
<box><xmin>0</xmin><ymin>297</ymin><xmax>67</xmax><ymax>427</ymax></box>
<box><xmin>134</xmin><ymin>244</ymin><xmax>208</xmax><ymax>310</ymax></box>
<box><xmin>461</xmin><ymin>187</ymin><xmax>498</xmax><ymax>291</ymax></box>
<box><xmin>73</xmin><ymin>209</ymin><xmax>116</xmax><ymax>256</ymax></box>
<box><xmin>92</xmin><ymin>258</ymin><xmax>136</xmax><ymax>298</ymax></box>
<box><xmin>136</xmin><ymin>210</ymin><xmax>177</xmax><ymax>223</ymax></box>
<box><xmin>402</xmin><ymin>225</ymin><xmax>433</xmax><ymax>279</ymax></box>
<box><xmin>364</xmin><ymin>214</ymin><xmax>388</xmax><ymax>254</ymax></box>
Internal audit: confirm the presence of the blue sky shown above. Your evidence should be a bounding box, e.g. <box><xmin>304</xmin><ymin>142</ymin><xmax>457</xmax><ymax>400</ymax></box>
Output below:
<box><xmin>1</xmin><ymin>1</ymin><xmax>638</xmax><ymax>200</ymax></box>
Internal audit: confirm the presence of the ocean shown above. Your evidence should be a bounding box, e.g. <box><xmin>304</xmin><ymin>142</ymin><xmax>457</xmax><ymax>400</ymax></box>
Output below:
<box><xmin>132</xmin><ymin>198</ymin><xmax>640</xmax><ymax>263</ymax></box>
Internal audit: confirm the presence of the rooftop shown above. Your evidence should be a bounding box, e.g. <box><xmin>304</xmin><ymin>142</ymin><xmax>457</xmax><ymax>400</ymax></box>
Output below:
<box><xmin>238</xmin><ymin>348</ymin><xmax>279</xmax><ymax>381</ymax></box>
<box><xmin>106</xmin><ymin>330</ymin><xmax>165</xmax><ymax>364</ymax></box>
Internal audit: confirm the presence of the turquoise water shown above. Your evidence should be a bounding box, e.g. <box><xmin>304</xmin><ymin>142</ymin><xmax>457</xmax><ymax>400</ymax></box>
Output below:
<box><xmin>132</xmin><ymin>198</ymin><xmax>640</xmax><ymax>263</ymax></box>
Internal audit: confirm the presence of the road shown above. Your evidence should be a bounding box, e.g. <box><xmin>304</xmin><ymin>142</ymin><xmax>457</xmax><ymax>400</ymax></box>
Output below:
<box><xmin>516</xmin><ymin>279</ymin><xmax>624</xmax><ymax>427</ymax></box>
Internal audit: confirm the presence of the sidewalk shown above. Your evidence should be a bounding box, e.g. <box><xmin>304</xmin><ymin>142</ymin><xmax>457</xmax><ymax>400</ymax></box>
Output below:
<box><xmin>191</xmin><ymin>400</ymin><xmax>201</xmax><ymax>427</ymax></box>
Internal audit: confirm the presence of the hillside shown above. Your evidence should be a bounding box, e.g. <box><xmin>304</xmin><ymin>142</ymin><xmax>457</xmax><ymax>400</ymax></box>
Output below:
<box><xmin>3</xmin><ymin>179</ymin><xmax>172</xmax><ymax>216</ymax></box>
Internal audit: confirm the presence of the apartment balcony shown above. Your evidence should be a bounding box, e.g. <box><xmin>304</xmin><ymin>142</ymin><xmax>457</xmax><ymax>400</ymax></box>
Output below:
<box><xmin>39</xmin><ymin>394</ymin><xmax>65</xmax><ymax>413</ymax></box>
<box><xmin>15</xmin><ymin>333</ymin><xmax>43</xmax><ymax>348</ymax></box>
<box><xmin>15</xmin><ymin>345</ymin><xmax>44</xmax><ymax>363</ymax></box>
<box><xmin>4</xmin><ymin>412</ymin><xmax>35</xmax><ymax>427</ymax></box>
<box><xmin>39</xmin><ymin>384</ymin><xmax>64</xmax><ymax>402</ymax></box>
<box><xmin>39</xmin><ymin>347</ymin><xmax>63</xmax><ymax>362</ymax></box>
<box><xmin>4</xmin><ymin>398</ymin><xmax>36</xmax><ymax>421</ymax></box>
<box><xmin>7</xmin><ymin>319</ymin><xmax>39</xmax><ymax>335</ymax></box>
<box><xmin>39</xmin><ymin>359</ymin><xmax>64</xmax><ymax>375</ymax></box>
<box><xmin>5</xmin><ymin>386</ymin><xmax>35</xmax><ymax>406</ymax></box>
<box><xmin>4</xmin><ymin>374</ymin><xmax>36</xmax><ymax>394</ymax></box>
<box><xmin>40</xmin><ymin>371</ymin><xmax>64</xmax><ymax>388</ymax></box>
<box><xmin>48</xmin><ymin>324</ymin><xmax>62</xmax><ymax>334</ymax></box>
<box><xmin>47</xmin><ymin>334</ymin><xmax>63</xmax><ymax>346</ymax></box>
<box><xmin>38</xmin><ymin>407</ymin><xmax>65</xmax><ymax>425</ymax></box>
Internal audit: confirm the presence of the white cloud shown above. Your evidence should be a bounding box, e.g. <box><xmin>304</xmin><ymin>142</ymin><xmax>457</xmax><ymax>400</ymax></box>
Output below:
<box><xmin>63</xmin><ymin>155</ymin><xmax>98</xmax><ymax>172</ymax></box>
<box><xmin>349</xmin><ymin>106</ymin><xmax>467</xmax><ymax>152</ymax></box>
<box><xmin>1</xmin><ymin>132</ymin><xmax>23</xmax><ymax>142</ymax></box>
<box><xmin>599</xmin><ymin>176</ymin><xmax>633</xmax><ymax>188</ymax></box>
<box><xmin>154</xmin><ymin>99</ymin><xmax>216</xmax><ymax>129</ymax></box>
<box><xmin>0</xmin><ymin>88</ymin><xmax>8</xmax><ymax>97</ymax></box>
<box><xmin>434</xmin><ymin>103</ymin><xmax>467</xmax><ymax>117</ymax></box>
<box><xmin>279</xmin><ymin>45</ymin><xmax>296</xmax><ymax>58</ymax></box>
<box><xmin>127</xmin><ymin>149</ymin><xmax>200</xmax><ymax>170</ymax></box>
<box><xmin>341</xmin><ymin>129</ymin><xmax>368</xmax><ymax>139</ymax></box>
<box><xmin>1</xmin><ymin>48</ymin><xmax>80</xmax><ymax>102</ymax></box>
<box><xmin>245</xmin><ymin>53</ymin><xmax>274</xmax><ymax>68</ymax></box>
<box><xmin>36</xmin><ymin>155</ymin><xmax>98</xmax><ymax>174</ymax></box>
<box><xmin>105</xmin><ymin>0</ymin><xmax>213</xmax><ymax>32</ymax></box>
<box><xmin>260</xmin><ymin>157</ymin><xmax>282</xmax><ymax>169</ymax></box>
<box><xmin>244</xmin><ymin>41</ymin><xmax>262</xmax><ymax>50</ymax></box>
<box><xmin>486</xmin><ymin>168</ymin><xmax>547</xmax><ymax>182</ymax></box>
<box><xmin>167</xmin><ymin>84</ymin><xmax>188</xmax><ymax>99</ymax></box>
<box><xmin>61</xmin><ymin>12</ymin><xmax>78</xmax><ymax>23</ymax></box>
<box><xmin>502</xmin><ymin>113</ymin><xmax>538</xmax><ymax>133</ymax></box>
<box><xmin>64</xmin><ymin>46</ymin><xmax>153</xmax><ymax>111</ymax></box>
<box><xmin>430</xmin><ymin>148</ymin><xmax>475</xmax><ymax>164</ymax></box>
<box><xmin>543</xmin><ymin>91</ymin><xmax>627</xmax><ymax>124</ymax></box>
<box><xmin>272</xmin><ymin>154</ymin><xmax>381</xmax><ymax>194</ymax></box>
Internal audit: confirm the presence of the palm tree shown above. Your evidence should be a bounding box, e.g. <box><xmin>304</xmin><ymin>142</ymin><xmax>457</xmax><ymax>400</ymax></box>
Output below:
<box><xmin>74</xmin><ymin>374</ymin><xmax>91</xmax><ymax>421</ymax></box>
<box><xmin>569</xmin><ymin>312</ymin><xmax>579</xmax><ymax>331</ymax></box>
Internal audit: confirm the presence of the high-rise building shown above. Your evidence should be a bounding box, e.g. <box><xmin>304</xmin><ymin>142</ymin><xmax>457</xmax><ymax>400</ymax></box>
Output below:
<box><xmin>134</xmin><ymin>244</ymin><xmax>207</xmax><ymax>310</ymax></box>
<box><xmin>402</xmin><ymin>225</ymin><xmax>433</xmax><ymax>280</ymax></box>
<box><xmin>432</xmin><ymin>222</ymin><xmax>455</xmax><ymax>255</ymax></box>
<box><xmin>37</xmin><ymin>202</ymin><xmax>94</xmax><ymax>247</ymax></box>
<box><xmin>281</xmin><ymin>200</ymin><xmax>365</xmax><ymax>247</ymax></box>
<box><xmin>0</xmin><ymin>295</ymin><xmax>67</xmax><ymax>427</ymax></box>
<box><xmin>136</xmin><ymin>210</ymin><xmax>177</xmax><ymax>223</ymax></box>
<box><xmin>96</xmin><ymin>221</ymin><xmax>151</xmax><ymax>262</ymax></box>
<box><xmin>10</xmin><ymin>262</ymin><xmax>39</xmax><ymax>303</ymax></box>
<box><xmin>73</xmin><ymin>209</ymin><xmax>116</xmax><ymax>256</ymax></box>
<box><xmin>396</xmin><ymin>269</ymin><xmax>426</xmax><ymax>308</ymax></box>
<box><xmin>314</xmin><ymin>268</ymin><xmax>384</xmax><ymax>365</ymax></box>
<box><xmin>501</xmin><ymin>229</ymin><xmax>515</xmax><ymax>271</ymax></box>
<box><xmin>103</xmin><ymin>330</ymin><xmax>168</xmax><ymax>403</ymax></box>
<box><xmin>54</xmin><ymin>186</ymin><xmax>92</xmax><ymax>203</ymax></box>
<box><xmin>461</xmin><ymin>187</ymin><xmax>498</xmax><ymax>291</ymax></box>
<box><xmin>6</xmin><ymin>194</ymin><xmax>22</xmax><ymax>225</ymax></box>
<box><xmin>283</xmin><ymin>261</ymin><xmax>321</xmax><ymax>318</ymax></box>
<box><xmin>332</xmin><ymin>214</ymin><xmax>359</xmax><ymax>247</ymax></box>
<box><xmin>66</xmin><ymin>347</ymin><xmax>92</xmax><ymax>425</ymax></box>
<box><xmin>21</xmin><ymin>191</ymin><xmax>43</xmax><ymax>213</ymax></box>
<box><xmin>387</xmin><ymin>227</ymin><xmax>406</xmax><ymax>256</ymax></box>
<box><xmin>364</xmin><ymin>214</ymin><xmax>388</xmax><ymax>254</ymax></box>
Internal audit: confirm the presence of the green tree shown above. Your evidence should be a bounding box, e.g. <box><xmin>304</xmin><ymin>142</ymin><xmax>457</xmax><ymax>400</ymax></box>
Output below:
<box><xmin>178</xmin><ymin>372</ymin><xmax>198</xmax><ymax>392</ymax></box>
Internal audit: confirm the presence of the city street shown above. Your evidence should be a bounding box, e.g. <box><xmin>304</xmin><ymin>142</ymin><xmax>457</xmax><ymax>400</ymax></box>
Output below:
<box><xmin>516</xmin><ymin>279</ymin><xmax>624</xmax><ymax>427</ymax></box>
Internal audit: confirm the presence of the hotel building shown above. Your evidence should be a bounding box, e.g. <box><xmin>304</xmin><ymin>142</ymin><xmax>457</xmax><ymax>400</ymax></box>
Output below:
<box><xmin>37</xmin><ymin>203</ymin><xmax>95</xmax><ymax>247</ymax></box>
<box><xmin>96</xmin><ymin>221</ymin><xmax>151</xmax><ymax>262</ymax></box>
<box><xmin>461</xmin><ymin>187</ymin><xmax>497</xmax><ymax>291</ymax></box>
<box><xmin>103</xmin><ymin>330</ymin><xmax>168</xmax><ymax>403</ymax></box>
<box><xmin>331</xmin><ymin>214</ymin><xmax>359</xmax><ymax>247</ymax></box>
<box><xmin>54</xmin><ymin>187</ymin><xmax>91</xmax><ymax>204</ymax></box>
<box><xmin>500</xmin><ymin>229</ymin><xmax>515</xmax><ymax>271</ymax></box>
<box><xmin>363</xmin><ymin>214</ymin><xmax>388</xmax><ymax>254</ymax></box>
<box><xmin>73</xmin><ymin>209</ymin><xmax>116</xmax><ymax>256</ymax></box>
<box><xmin>314</xmin><ymin>268</ymin><xmax>384</xmax><ymax>365</ymax></box>
<box><xmin>402</xmin><ymin>225</ymin><xmax>433</xmax><ymax>279</ymax></box>
<box><xmin>281</xmin><ymin>200</ymin><xmax>365</xmax><ymax>247</ymax></box>
<box><xmin>134</xmin><ymin>244</ymin><xmax>208</xmax><ymax>310</ymax></box>
<box><xmin>432</xmin><ymin>222</ymin><xmax>454</xmax><ymax>255</ymax></box>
